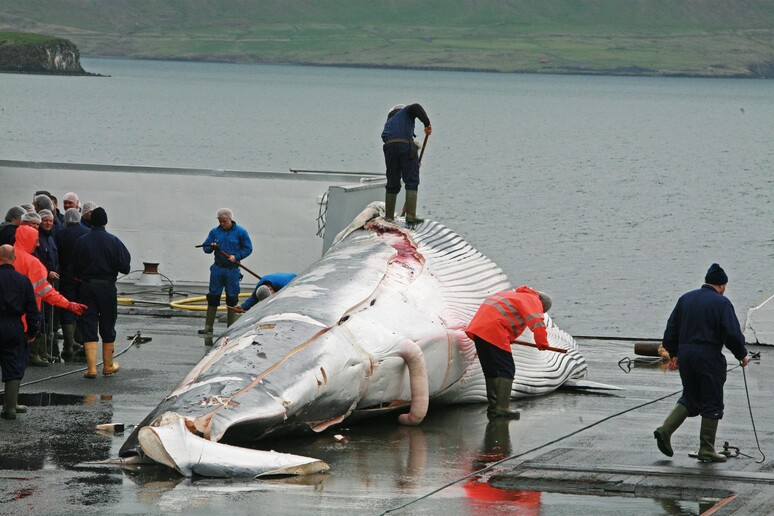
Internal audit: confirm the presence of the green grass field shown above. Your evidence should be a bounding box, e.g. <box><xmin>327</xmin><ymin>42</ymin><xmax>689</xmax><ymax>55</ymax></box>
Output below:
<box><xmin>1</xmin><ymin>1</ymin><xmax>772</xmax><ymax>76</ymax></box>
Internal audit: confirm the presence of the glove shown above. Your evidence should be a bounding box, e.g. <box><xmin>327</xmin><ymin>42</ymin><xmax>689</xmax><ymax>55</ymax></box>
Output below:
<box><xmin>67</xmin><ymin>302</ymin><xmax>88</xmax><ymax>315</ymax></box>
<box><xmin>210</xmin><ymin>242</ymin><xmax>219</xmax><ymax>249</ymax></box>
<box><xmin>536</xmin><ymin>341</ymin><xmax>550</xmax><ymax>351</ymax></box>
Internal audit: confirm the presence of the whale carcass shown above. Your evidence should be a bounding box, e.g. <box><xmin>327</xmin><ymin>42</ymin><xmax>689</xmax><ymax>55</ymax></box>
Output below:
<box><xmin>119</xmin><ymin>204</ymin><xmax>602</xmax><ymax>477</ymax></box>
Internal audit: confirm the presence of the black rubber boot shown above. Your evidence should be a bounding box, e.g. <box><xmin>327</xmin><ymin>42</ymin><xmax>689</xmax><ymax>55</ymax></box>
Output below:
<box><xmin>1</xmin><ymin>380</ymin><xmax>21</xmax><ymax>419</ymax></box>
<box><xmin>485</xmin><ymin>377</ymin><xmax>497</xmax><ymax>416</ymax></box>
<box><xmin>227</xmin><ymin>309</ymin><xmax>239</xmax><ymax>327</ymax></box>
<box><xmin>61</xmin><ymin>323</ymin><xmax>82</xmax><ymax>360</ymax></box>
<box><xmin>385</xmin><ymin>192</ymin><xmax>397</xmax><ymax>221</ymax></box>
<box><xmin>198</xmin><ymin>305</ymin><xmax>217</xmax><ymax>334</ymax></box>
<box><xmin>489</xmin><ymin>377</ymin><xmax>520</xmax><ymax>419</ymax></box>
<box><xmin>654</xmin><ymin>403</ymin><xmax>689</xmax><ymax>457</ymax></box>
<box><xmin>404</xmin><ymin>190</ymin><xmax>424</xmax><ymax>225</ymax></box>
<box><xmin>697</xmin><ymin>418</ymin><xmax>727</xmax><ymax>462</ymax></box>
<box><xmin>29</xmin><ymin>335</ymin><xmax>49</xmax><ymax>367</ymax></box>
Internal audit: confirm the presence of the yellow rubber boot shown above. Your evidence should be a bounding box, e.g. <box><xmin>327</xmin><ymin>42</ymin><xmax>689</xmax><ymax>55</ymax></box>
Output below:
<box><xmin>83</xmin><ymin>342</ymin><xmax>98</xmax><ymax>378</ymax></box>
<box><xmin>102</xmin><ymin>342</ymin><xmax>120</xmax><ymax>376</ymax></box>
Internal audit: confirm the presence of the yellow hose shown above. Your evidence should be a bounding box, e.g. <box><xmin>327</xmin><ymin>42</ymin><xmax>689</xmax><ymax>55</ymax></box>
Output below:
<box><xmin>169</xmin><ymin>293</ymin><xmax>251</xmax><ymax>312</ymax></box>
<box><xmin>118</xmin><ymin>293</ymin><xmax>250</xmax><ymax>312</ymax></box>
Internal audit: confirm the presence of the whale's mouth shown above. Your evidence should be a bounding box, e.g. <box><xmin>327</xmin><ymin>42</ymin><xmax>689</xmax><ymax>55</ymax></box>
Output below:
<box><xmin>137</xmin><ymin>412</ymin><xmax>329</xmax><ymax>478</ymax></box>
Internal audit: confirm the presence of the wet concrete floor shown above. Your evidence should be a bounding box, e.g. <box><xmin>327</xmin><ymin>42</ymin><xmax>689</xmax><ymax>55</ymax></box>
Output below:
<box><xmin>1</xmin><ymin>296</ymin><xmax>772</xmax><ymax>515</ymax></box>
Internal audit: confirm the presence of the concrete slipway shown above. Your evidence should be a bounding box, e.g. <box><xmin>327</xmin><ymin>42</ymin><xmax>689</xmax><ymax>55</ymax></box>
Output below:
<box><xmin>0</xmin><ymin>287</ymin><xmax>771</xmax><ymax>515</ymax></box>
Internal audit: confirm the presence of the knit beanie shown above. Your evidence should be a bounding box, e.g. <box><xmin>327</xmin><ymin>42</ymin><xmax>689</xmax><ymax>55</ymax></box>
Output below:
<box><xmin>704</xmin><ymin>263</ymin><xmax>728</xmax><ymax>285</ymax></box>
<box><xmin>90</xmin><ymin>207</ymin><xmax>108</xmax><ymax>227</ymax></box>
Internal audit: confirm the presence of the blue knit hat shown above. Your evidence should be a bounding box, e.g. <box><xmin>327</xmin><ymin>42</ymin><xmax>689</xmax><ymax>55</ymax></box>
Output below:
<box><xmin>705</xmin><ymin>263</ymin><xmax>728</xmax><ymax>285</ymax></box>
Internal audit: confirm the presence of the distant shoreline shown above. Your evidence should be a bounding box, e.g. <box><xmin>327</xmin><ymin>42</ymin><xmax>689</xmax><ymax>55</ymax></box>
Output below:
<box><xmin>80</xmin><ymin>54</ymin><xmax>771</xmax><ymax>80</ymax></box>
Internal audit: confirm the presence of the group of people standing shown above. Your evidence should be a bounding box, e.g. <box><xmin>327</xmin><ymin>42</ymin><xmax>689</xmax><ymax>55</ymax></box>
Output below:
<box><xmin>0</xmin><ymin>191</ymin><xmax>130</xmax><ymax>419</ymax></box>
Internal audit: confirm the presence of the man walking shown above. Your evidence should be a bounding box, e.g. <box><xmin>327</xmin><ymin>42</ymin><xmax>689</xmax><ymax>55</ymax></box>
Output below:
<box><xmin>73</xmin><ymin>208</ymin><xmax>131</xmax><ymax>378</ymax></box>
<box><xmin>0</xmin><ymin>245</ymin><xmax>40</xmax><ymax>419</ymax></box>
<box><xmin>199</xmin><ymin>208</ymin><xmax>252</xmax><ymax>333</ymax></box>
<box><xmin>654</xmin><ymin>263</ymin><xmax>749</xmax><ymax>462</ymax></box>
<box><xmin>466</xmin><ymin>286</ymin><xmax>552</xmax><ymax>418</ymax></box>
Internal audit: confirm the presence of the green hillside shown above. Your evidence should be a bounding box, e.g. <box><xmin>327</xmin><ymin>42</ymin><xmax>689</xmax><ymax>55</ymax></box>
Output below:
<box><xmin>0</xmin><ymin>0</ymin><xmax>772</xmax><ymax>77</ymax></box>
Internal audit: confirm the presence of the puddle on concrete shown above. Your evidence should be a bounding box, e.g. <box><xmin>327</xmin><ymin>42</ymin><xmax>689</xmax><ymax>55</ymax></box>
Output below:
<box><xmin>10</xmin><ymin>392</ymin><xmax>114</xmax><ymax>407</ymax></box>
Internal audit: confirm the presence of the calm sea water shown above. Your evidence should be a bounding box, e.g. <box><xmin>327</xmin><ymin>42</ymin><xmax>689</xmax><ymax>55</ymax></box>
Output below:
<box><xmin>2</xmin><ymin>58</ymin><xmax>772</xmax><ymax>338</ymax></box>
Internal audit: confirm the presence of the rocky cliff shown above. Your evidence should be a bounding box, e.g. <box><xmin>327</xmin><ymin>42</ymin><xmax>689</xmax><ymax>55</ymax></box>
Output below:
<box><xmin>0</xmin><ymin>33</ymin><xmax>88</xmax><ymax>74</ymax></box>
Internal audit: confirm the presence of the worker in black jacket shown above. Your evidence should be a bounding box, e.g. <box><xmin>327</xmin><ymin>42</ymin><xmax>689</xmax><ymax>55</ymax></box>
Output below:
<box><xmin>73</xmin><ymin>207</ymin><xmax>131</xmax><ymax>379</ymax></box>
<box><xmin>0</xmin><ymin>244</ymin><xmax>40</xmax><ymax>419</ymax></box>
<box><xmin>654</xmin><ymin>263</ymin><xmax>749</xmax><ymax>462</ymax></box>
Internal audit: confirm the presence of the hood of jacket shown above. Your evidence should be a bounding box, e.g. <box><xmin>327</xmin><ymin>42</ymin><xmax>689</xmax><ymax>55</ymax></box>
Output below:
<box><xmin>14</xmin><ymin>224</ymin><xmax>39</xmax><ymax>254</ymax></box>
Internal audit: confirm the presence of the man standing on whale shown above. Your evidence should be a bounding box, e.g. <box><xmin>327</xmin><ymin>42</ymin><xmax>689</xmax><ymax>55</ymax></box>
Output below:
<box><xmin>381</xmin><ymin>103</ymin><xmax>432</xmax><ymax>223</ymax></box>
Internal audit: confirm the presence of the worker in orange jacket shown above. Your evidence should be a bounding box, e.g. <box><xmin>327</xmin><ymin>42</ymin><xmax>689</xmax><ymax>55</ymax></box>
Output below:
<box><xmin>12</xmin><ymin>225</ymin><xmax>87</xmax><ymax>366</ymax></box>
<box><xmin>465</xmin><ymin>286</ymin><xmax>552</xmax><ymax>418</ymax></box>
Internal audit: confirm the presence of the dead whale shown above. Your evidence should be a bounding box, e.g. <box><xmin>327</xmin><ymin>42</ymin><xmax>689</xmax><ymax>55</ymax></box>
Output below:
<box><xmin>119</xmin><ymin>203</ymin><xmax>607</xmax><ymax>477</ymax></box>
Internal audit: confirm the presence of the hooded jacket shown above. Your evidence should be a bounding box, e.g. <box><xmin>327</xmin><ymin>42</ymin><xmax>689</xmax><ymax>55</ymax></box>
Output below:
<box><xmin>12</xmin><ymin>225</ymin><xmax>71</xmax><ymax>312</ymax></box>
<box><xmin>465</xmin><ymin>285</ymin><xmax>549</xmax><ymax>352</ymax></box>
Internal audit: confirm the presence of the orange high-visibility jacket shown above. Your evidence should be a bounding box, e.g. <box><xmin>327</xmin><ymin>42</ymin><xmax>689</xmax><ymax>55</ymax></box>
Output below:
<box><xmin>13</xmin><ymin>225</ymin><xmax>72</xmax><ymax>325</ymax></box>
<box><xmin>465</xmin><ymin>285</ymin><xmax>549</xmax><ymax>352</ymax></box>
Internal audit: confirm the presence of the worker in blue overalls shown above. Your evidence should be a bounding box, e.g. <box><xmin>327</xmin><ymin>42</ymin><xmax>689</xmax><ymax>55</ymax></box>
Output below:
<box><xmin>199</xmin><ymin>208</ymin><xmax>253</xmax><ymax>334</ymax></box>
<box><xmin>231</xmin><ymin>272</ymin><xmax>297</xmax><ymax>314</ymax></box>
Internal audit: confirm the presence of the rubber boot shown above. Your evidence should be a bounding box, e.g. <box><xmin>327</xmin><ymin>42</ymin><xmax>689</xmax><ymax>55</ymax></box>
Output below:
<box><xmin>653</xmin><ymin>403</ymin><xmax>689</xmax><ymax>457</ymax></box>
<box><xmin>404</xmin><ymin>190</ymin><xmax>424</xmax><ymax>224</ymax></box>
<box><xmin>102</xmin><ymin>342</ymin><xmax>120</xmax><ymax>376</ymax></box>
<box><xmin>1</xmin><ymin>380</ymin><xmax>21</xmax><ymax>419</ymax></box>
<box><xmin>485</xmin><ymin>377</ymin><xmax>498</xmax><ymax>416</ymax></box>
<box><xmin>227</xmin><ymin>309</ymin><xmax>239</xmax><ymax>328</ymax></box>
<box><xmin>697</xmin><ymin>418</ymin><xmax>727</xmax><ymax>462</ymax></box>
<box><xmin>83</xmin><ymin>341</ymin><xmax>98</xmax><ymax>378</ymax></box>
<box><xmin>489</xmin><ymin>377</ymin><xmax>520</xmax><ymax>419</ymax></box>
<box><xmin>71</xmin><ymin>325</ymin><xmax>86</xmax><ymax>361</ymax></box>
<box><xmin>43</xmin><ymin>332</ymin><xmax>58</xmax><ymax>362</ymax></box>
<box><xmin>29</xmin><ymin>335</ymin><xmax>49</xmax><ymax>367</ymax></box>
<box><xmin>61</xmin><ymin>323</ymin><xmax>82</xmax><ymax>360</ymax></box>
<box><xmin>385</xmin><ymin>192</ymin><xmax>397</xmax><ymax>221</ymax></box>
<box><xmin>198</xmin><ymin>305</ymin><xmax>217</xmax><ymax>334</ymax></box>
